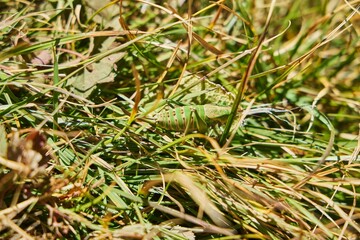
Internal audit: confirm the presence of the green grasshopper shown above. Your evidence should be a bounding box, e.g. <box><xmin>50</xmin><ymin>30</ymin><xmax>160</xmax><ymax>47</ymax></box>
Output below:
<box><xmin>152</xmin><ymin>103</ymin><xmax>293</xmax><ymax>134</ymax></box>
<box><xmin>138</xmin><ymin>72</ymin><xmax>237</xmax><ymax>133</ymax></box>
<box><xmin>154</xmin><ymin>104</ymin><xmax>233</xmax><ymax>133</ymax></box>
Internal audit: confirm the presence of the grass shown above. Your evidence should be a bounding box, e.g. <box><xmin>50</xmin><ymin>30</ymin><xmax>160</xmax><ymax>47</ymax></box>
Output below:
<box><xmin>0</xmin><ymin>0</ymin><xmax>359</xmax><ymax>239</ymax></box>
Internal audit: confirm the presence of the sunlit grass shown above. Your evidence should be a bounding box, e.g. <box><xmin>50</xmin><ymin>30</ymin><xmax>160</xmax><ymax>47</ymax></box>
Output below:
<box><xmin>0</xmin><ymin>1</ymin><xmax>359</xmax><ymax>239</ymax></box>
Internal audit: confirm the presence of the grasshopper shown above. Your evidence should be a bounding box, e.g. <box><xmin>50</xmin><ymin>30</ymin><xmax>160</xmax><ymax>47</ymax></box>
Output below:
<box><xmin>152</xmin><ymin>103</ymin><xmax>294</xmax><ymax>134</ymax></box>
<box><xmin>154</xmin><ymin>104</ymin><xmax>233</xmax><ymax>133</ymax></box>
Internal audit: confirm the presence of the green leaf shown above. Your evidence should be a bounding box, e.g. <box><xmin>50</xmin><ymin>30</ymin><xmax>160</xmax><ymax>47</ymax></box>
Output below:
<box><xmin>67</xmin><ymin>52</ymin><xmax>125</xmax><ymax>98</ymax></box>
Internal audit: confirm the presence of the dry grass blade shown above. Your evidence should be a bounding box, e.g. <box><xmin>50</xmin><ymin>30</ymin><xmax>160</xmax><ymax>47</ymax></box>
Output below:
<box><xmin>220</xmin><ymin>0</ymin><xmax>276</xmax><ymax>145</ymax></box>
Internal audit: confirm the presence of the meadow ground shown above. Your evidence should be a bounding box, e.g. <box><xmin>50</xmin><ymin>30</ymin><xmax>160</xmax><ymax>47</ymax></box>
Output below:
<box><xmin>0</xmin><ymin>1</ymin><xmax>359</xmax><ymax>239</ymax></box>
